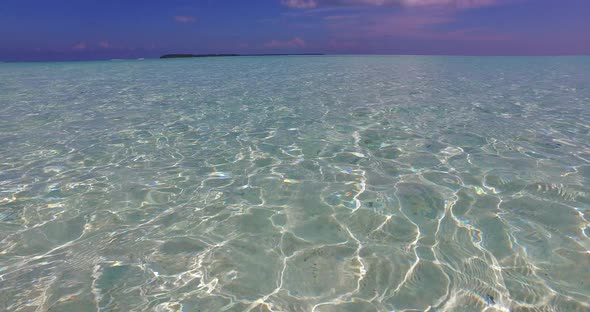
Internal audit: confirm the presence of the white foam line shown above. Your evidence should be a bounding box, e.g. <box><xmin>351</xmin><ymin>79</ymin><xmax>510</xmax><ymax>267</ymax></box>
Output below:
<box><xmin>369</xmin><ymin>215</ymin><xmax>392</xmax><ymax>236</ymax></box>
<box><xmin>390</xmin><ymin>181</ymin><xmax>422</xmax><ymax>295</ymax></box>
<box><xmin>498</xmin><ymin>205</ymin><xmax>590</xmax><ymax>307</ymax></box>
<box><xmin>428</xmin><ymin>192</ymin><xmax>456</xmax><ymax>309</ymax></box>
<box><xmin>438</xmin><ymin>177</ymin><xmax>517</xmax><ymax>310</ymax></box>
<box><xmin>350</xmin><ymin>170</ymin><xmax>366</xmax><ymax>213</ymax></box>
<box><xmin>0</xmin><ymin>227</ymin><xmax>93</xmax><ymax>279</ymax></box>
<box><xmin>472</xmin><ymin>196</ymin><xmax>513</xmax><ymax>308</ymax></box>
<box><xmin>245</xmin><ymin>238</ymin><xmax>352</xmax><ymax>312</ymax></box>
<box><xmin>310</xmin><ymin>225</ymin><xmax>367</xmax><ymax>311</ymax></box>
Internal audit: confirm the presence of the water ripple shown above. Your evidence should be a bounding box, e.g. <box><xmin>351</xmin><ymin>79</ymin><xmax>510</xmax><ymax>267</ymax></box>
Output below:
<box><xmin>1</xmin><ymin>56</ymin><xmax>589</xmax><ymax>311</ymax></box>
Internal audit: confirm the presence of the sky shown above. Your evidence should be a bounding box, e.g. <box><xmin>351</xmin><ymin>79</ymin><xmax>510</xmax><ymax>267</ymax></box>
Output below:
<box><xmin>1</xmin><ymin>0</ymin><xmax>589</xmax><ymax>61</ymax></box>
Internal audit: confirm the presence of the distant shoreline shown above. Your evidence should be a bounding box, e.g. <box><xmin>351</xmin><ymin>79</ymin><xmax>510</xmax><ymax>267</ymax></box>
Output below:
<box><xmin>160</xmin><ymin>53</ymin><xmax>324</xmax><ymax>59</ymax></box>
<box><xmin>2</xmin><ymin>54</ymin><xmax>589</xmax><ymax>63</ymax></box>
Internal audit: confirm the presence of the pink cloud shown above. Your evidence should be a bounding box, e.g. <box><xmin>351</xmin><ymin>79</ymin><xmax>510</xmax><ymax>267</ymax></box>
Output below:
<box><xmin>429</xmin><ymin>28</ymin><xmax>513</xmax><ymax>40</ymax></box>
<box><xmin>99</xmin><ymin>41</ymin><xmax>111</xmax><ymax>49</ymax></box>
<box><xmin>265</xmin><ymin>37</ymin><xmax>307</xmax><ymax>48</ymax></box>
<box><xmin>368</xmin><ymin>12</ymin><xmax>455</xmax><ymax>36</ymax></box>
<box><xmin>324</xmin><ymin>15</ymin><xmax>355</xmax><ymax>20</ymax></box>
<box><xmin>327</xmin><ymin>39</ymin><xmax>360</xmax><ymax>50</ymax></box>
<box><xmin>282</xmin><ymin>0</ymin><xmax>318</xmax><ymax>8</ymax></box>
<box><xmin>174</xmin><ymin>15</ymin><xmax>196</xmax><ymax>23</ymax></box>
<box><xmin>283</xmin><ymin>0</ymin><xmax>502</xmax><ymax>9</ymax></box>
<box><xmin>71</xmin><ymin>42</ymin><xmax>87</xmax><ymax>51</ymax></box>
<box><xmin>401</xmin><ymin>0</ymin><xmax>497</xmax><ymax>8</ymax></box>
<box><xmin>324</xmin><ymin>11</ymin><xmax>452</xmax><ymax>38</ymax></box>
<box><xmin>325</xmin><ymin>10</ymin><xmax>511</xmax><ymax>41</ymax></box>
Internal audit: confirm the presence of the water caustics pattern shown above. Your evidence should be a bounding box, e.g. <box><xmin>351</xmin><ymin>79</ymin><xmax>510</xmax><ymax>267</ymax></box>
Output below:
<box><xmin>1</xmin><ymin>56</ymin><xmax>590</xmax><ymax>312</ymax></box>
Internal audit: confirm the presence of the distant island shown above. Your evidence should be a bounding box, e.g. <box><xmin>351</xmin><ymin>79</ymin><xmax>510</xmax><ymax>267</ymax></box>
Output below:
<box><xmin>160</xmin><ymin>53</ymin><xmax>324</xmax><ymax>59</ymax></box>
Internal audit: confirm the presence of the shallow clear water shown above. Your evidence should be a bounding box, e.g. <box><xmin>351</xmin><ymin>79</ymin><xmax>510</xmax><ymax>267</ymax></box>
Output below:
<box><xmin>1</xmin><ymin>56</ymin><xmax>590</xmax><ymax>312</ymax></box>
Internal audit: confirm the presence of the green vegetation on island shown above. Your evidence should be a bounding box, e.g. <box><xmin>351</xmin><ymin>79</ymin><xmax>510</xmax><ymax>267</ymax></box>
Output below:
<box><xmin>160</xmin><ymin>53</ymin><xmax>323</xmax><ymax>59</ymax></box>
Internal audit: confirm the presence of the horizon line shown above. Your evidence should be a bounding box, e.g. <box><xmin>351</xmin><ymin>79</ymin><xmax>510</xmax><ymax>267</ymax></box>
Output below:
<box><xmin>2</xmin><ymin>52</ymin><xmax>590</xmax><ymax>63</ymax></box>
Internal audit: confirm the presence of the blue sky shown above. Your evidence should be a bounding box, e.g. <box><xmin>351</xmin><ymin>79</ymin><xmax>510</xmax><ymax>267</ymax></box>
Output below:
<box><xmin>1</xmin><ymin>0</ymin><xmax>589</xmax><ymax>61</ymax></box>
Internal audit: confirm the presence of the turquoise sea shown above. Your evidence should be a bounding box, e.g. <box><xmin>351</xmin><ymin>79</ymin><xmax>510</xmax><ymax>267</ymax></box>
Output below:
<box><xmin>1</xmin><ymin>56</ymin><xmax>589</xmax><ymax>311</ymax></box>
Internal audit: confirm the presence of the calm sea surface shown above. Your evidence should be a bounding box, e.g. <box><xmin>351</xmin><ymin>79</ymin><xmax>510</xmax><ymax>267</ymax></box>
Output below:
<box><xmin>1</xmin><ymin>56</ymin><xmax>589</xmax><ymax>311</ymax></box>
